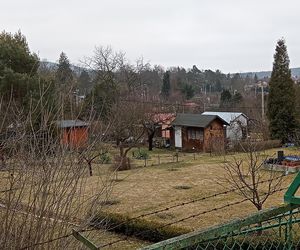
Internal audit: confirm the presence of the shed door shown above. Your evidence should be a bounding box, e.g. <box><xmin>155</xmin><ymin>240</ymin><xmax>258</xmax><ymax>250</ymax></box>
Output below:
<box><xmin>175</xmin><ymin>126</ymin><xmax>182</xmax><ymax>148</ymax></box>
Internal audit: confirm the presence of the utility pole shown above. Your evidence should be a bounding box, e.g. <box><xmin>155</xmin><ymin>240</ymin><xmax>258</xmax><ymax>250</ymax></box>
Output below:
<box><xmin>261</xmin><ymin>84</ymin><xmax>265</xmax><ymax>121</ymax></box>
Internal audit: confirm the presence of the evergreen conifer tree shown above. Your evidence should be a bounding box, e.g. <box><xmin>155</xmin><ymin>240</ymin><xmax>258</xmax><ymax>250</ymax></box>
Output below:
<box><xmin>78</xmin><ymin>70</ymin><xmax>92</xmax><ymax>94</ymax></box>
<box><xmin>55</xmin><ymin>52</ymin><xmax>73</xmax><ymax>86</ymax></box>
<box><xmin>55</xmin><ymin>52</ymin><xmax>75</xmax><ymax>117</ymax></box>
<box><xmin>267</xmin><ymin>39</ymin><xmax>298</xmax><ymax>142</ymax></box>
<box><xmin>220</xmin><ymin>89</ymin><xmax>232</xmax><ymax>107</ymax></box>
<box><xmin>0</xmin><ymin>30</ymin><xmax>39</xmax><ymax>104</ymax></box>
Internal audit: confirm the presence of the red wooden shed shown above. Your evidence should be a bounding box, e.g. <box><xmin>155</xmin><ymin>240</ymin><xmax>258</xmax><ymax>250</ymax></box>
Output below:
<box><xmin>56</xmin><ymin>120</ymin><xmax>89</xmax><ymax>148</ymax></box>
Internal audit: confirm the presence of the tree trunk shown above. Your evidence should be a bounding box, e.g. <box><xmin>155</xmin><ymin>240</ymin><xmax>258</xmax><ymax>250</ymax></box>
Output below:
<box><xmin>88</xmin><ymin>161</ymin><xmax>93</xmax><ymax>176</ymax></box>
<box><xmin>148</xmin><ymin>130</ymin><xmax>155</xmax><ymax>151</ymax></box>
<box><xmin>116</xmin><ymin>143</ymin><xmax>130</xmax><ymax>171</ymax></box>
<box><xmin>256</xmin><ymin>204</ymin><xmax>263</xmax><ymax>235</ymax></box>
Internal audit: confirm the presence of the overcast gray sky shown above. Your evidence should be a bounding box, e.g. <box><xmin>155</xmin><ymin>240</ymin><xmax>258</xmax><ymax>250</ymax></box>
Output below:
<box><xmin>1</xmin><ymin>0</ymin><xmax>300</xmax><ymax>73</ymax></box>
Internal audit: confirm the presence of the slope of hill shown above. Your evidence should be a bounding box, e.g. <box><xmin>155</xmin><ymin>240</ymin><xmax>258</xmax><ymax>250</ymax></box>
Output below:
<box><xmin>239</xmin><ymin>67</ymin><xmax>300</xmax><ymax>79</ymax></box>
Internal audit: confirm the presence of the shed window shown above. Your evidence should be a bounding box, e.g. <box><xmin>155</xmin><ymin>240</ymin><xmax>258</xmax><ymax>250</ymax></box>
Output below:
<box><xmin>188</xmin><ymin>128</ymin><xmax>203</xmax><ymax>140</ymax></box>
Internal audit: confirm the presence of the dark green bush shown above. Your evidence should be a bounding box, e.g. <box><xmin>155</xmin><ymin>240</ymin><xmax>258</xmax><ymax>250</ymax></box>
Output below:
<box><xmin>91</xmin><ymin>211</ymin><xmax>189</xmax><ymax>242</ymax></box>
<box><xmin>99</xmin><ymin>153</ymin><xmax>111</xmax><ymax>164</ymax></box>
<box><xmin>134</xmin><ymin>149</ymin><xmax>149</xmax><ymax>160</ymax></box>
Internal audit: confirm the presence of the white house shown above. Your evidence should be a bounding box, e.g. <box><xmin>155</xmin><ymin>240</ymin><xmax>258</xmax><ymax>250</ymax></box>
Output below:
<box><xmin>201</xmin><ymin>112</ymin><xmax>248</xmax><ymax>141</ymax></box>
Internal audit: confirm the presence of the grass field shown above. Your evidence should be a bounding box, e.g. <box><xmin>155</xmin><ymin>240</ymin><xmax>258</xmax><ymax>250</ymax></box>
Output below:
<box><xmin>83</xmin><ymin>147</ymin><xmax>299</xmax><ymax>239</ymax></box>
<box><xmin>1</xmin><ymin>146</ymin><xmax>299</xmax><ymax>249</ymax></box>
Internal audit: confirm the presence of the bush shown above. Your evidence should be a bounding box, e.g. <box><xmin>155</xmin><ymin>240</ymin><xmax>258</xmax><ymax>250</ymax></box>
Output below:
<box><xmin>229</xmin><ymin>140</ymin><xmax>282</xmax><ymax>152</ymax></box>
<box><xmin>99</xmin><ymin>153</ymin><xmax>111</xmax><ymax>164</ymax></box>
<box><xmin>91</xmin><ymin>211</ymin><xmax>189</xmax><ymax>242</ymax></box>
<box><xmin>134</xmin><ymin>149</ymin><xmax>149</xmax><ymax>160</ymax></box>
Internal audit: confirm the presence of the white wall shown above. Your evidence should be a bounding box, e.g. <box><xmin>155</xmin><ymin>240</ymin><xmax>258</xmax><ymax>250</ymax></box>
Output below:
<box><xmin>174</xmin><ymin>126</ymin><xmax>182</xmax><ymax>148</ymax></box>
<box><xmin>227</xmin><ymin>115</ymin><xmax>248</xmax><ymax>140</ymax></box>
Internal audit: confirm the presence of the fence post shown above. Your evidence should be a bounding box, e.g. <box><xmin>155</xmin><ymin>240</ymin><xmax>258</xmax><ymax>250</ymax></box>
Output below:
<box><xmin>72</xmin><ymin>229</ymin><xmax>99</xmax><ymax>250</ymax></box>
<box><xmin>286</xmin><ymin>209</ymin><xmax>293</xmax><ymax>249</ymax></box>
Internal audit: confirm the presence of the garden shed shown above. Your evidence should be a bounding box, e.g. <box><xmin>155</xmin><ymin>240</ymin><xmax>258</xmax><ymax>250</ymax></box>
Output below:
<box><xmin>171</xmin><ymin>113</ymin><xmax>229</xmax><ymax>152</ymax></box>
<box><xmin>56</xmin><ymin>120</ymin><xmax>89</xmax><ymax>148</ymax></box>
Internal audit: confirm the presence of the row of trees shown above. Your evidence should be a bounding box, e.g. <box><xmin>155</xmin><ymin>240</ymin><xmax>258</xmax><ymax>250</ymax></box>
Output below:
<box><xmin>1</xmin><ymin>30</ymin><xmax>300</xmax><ymax>149</ymax></box>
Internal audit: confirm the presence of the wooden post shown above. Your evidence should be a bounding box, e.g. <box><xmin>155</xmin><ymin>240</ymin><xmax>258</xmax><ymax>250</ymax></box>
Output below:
<box><xmin>72</xmin><ymin>229</ymin><xmax>99</xmax><ymax>250</ymax></box>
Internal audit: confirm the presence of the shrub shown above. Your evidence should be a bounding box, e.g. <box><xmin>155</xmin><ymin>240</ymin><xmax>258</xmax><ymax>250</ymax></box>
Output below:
<box><xmin>99</xmin><ymin>153</ymin><xmax>111</xmax><ymax>164</ymax></box>
<box><xmin>134</xmin><ymin>149</ymin><xmax>149</xmax><ymax>160</ymax></box>
<box><xmin>229</xmin><ymin>140</ymin><xmax>282</xmax><ymax>152</ymax></box>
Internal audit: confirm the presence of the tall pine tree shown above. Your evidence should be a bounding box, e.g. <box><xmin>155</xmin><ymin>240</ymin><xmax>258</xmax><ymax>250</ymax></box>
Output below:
<box><xmin>267</xmin><ymin>39</ymin><xmax>298</xmax><ymax>142</ymax></box>
<box><xmin>55</xmin><ymin>52</ymin><xmax>75</xmax><ymax>118</ymax></box>
<box><xmin>55</xmin><ymin>52</ymin><xmax>73</xmax><ymax>86</ymax></box>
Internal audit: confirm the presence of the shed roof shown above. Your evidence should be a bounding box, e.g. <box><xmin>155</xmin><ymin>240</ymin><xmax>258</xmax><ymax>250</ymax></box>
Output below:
<box><xmin>56</xmin><ymin>120</ymin><xmax>89</xmax><ymax>128</ymax></box>
<box><xmin>201</xmin><ymin>112</ymin><xmax>248</xmax><ymax>124</ymax></box>
<box><xmin>172</xmin><ymin>113</ymin><xmax>229</xmax><ymax>128</ymax></box>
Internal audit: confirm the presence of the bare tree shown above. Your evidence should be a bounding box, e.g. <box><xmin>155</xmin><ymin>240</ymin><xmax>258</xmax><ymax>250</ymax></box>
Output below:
<box><xmin>0</xmin><ymin>83</ymin><xmax>115</xmax><ymax>249</ymax></box>
<box><xmin>109</xmin><ymin>100</ymin><xmax>145</xmax><ymax>171</ymax></box>
<box><xmin>222</xmin><ymin>138</ymin><xmax>283</xmax><ymax>211</ymax></box>
<box><xmin>142</xmin><ymin>111</ymin><xmax>175</xmax><ymax>151</ymax></box>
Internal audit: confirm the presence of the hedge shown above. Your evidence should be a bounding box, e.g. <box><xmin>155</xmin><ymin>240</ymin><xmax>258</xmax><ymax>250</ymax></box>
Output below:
<box><xmin>229</xmin><ymin>140</ymin><xmax>282</xmax><ymax>152</ymax></box>
<box><xmin>90</xmin><ymin>211</ymin><xmax>189</xmax><ymax>242</ymax></box>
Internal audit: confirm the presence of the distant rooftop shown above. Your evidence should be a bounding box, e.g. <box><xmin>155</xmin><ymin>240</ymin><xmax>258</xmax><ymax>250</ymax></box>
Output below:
<box><xmin>56</xmin><ymin>120</ymin><xmax>89</xmax><ymax>128</ymax></box>
<box><xmin>172</xmin><ymin>113</ymin><xmax>229</xmax><ymax>128</ymax></box>
<box><xmin>202</xmin><ymin>112</ymin><xmax>247</xmax><ymax>124</ymax></box>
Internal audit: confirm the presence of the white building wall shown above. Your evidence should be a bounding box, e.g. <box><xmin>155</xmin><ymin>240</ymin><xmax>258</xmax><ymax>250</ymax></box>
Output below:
<box><xmin>174</xmin><ymin>126</ymin><xmax>182</xmax><ymax>148</ymax></box>
<box><xmin>227</xmin><ymin>115</ymin><xmax>248</xmax><ymax>140</ymax></box>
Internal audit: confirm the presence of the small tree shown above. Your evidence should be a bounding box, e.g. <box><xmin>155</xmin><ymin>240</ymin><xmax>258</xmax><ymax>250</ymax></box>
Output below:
<box><xmin>110</xmin><ymin>101</ymin><xmax>145</xmax><ymax>170</ymax></box>
<box><xmin>181</xmin><ymin>83</ymin><xmax>195</xmax><ymax>100</ymax></box>
<box><xmin>142</xmin><ymin>112</ymin><xmax>173</xmax><ymax>151</ymax></box>
<box><xmin>222</xmin><ymin>139</ymin><xmax>283</xmax><ymax>211</ymax></box>
<box><xmin>143</xmin><ymin>119</ymin><xmax>160</xmax><ymax>151</ymax></box>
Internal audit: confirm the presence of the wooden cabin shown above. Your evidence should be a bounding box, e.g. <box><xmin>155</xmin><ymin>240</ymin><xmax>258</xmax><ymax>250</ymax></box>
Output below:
<box><xmin>56</xmin><ymin>120</ymin><xmax>89</xmax><ymax>148</ymax></box>
<box><xmin>171</xmin><ymin>114</ymin><xmax>229</xmax><ymax>152</ymax></box>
